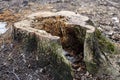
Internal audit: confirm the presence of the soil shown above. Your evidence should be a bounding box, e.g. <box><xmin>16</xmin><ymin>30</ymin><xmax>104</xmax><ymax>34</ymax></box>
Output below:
<box><xmin>0</xmin><ymin>0</ymin><xmax>120</xmax><ymax>80</ymax></box>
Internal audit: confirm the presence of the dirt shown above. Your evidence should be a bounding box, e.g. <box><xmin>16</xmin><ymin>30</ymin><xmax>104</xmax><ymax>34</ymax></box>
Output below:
<box><xmin>0</xmin><ymin>41</ymin><xmax>53</xmax><ymax>80</ymax></box>
<box><xmin>0</xmin><ymin>0</ymin><xmax>120</xmax><ymax>80</ymax></box>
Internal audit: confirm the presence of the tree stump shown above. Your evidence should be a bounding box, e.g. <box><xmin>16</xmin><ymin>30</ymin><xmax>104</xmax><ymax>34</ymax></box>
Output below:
<box><xmin>13</xmin><ymin>11</ymin><xmax>120</xmax><ymax>80</ymax></box>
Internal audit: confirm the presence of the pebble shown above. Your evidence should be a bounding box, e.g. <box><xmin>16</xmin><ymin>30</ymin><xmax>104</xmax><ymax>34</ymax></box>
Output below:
<box><xmin>40</xmin><ymin>68</ymin><xmax>43</xmax><ymax>73</ymax></box>
<box><xmin>98</xmin><ymin>27</ymin><xmax>103</xmax><ymax>31</ymax></box>
<box><xmin>85</xmin><ymin>71</ymin><xmax>89</xmax><ymax>76</ymax></box>
<box><xmin>10</xmin><ymin>43</ymin><xmax>13</xmax><ymax>49</ymax></box>
<box><xmin>77</xmin><ymin>67</ymin><xmax>81</xmax><ymax>71</ymax></box>
<box><xmin>51</xmin><ymin>9</ymin><xmax>57</xmax><ymax>12</ymax></box>
<box><xmin>106</xmin><ymin>31</ymin><xmax>114</xmax><ymax>36</ymax></box>
<box><xmin>63</xmin><ymin>50</ymin><xmax>69</xmax><ymax>56</ymax></box>
<box><xmin>112</xmin><ymin>17</ymin><xmax>119</xmax><ymax>23</ymax></box>
<box><xmin>66</xmin><ymin>56</ymin><xmax>75</xmax><ymax>63</ymax></box>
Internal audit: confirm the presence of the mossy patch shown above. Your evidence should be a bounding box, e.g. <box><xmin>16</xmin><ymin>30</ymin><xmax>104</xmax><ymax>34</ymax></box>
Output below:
<box><xmin>49</xmin><ymin>42</ymin><xmax>73</xmax><ymax>80</ymax></box>
<box><xmin>84</xmin><ymin>29</ymin><xmax>119</xmax><ymax>76</ymax></box>
<box><xmin>86</xmin><ymin>62</ymin><xmax>98</xmax><ymax>74</ymax></box>
<box><xmin>95</xmin><ymin>29</ymin><xmax>115</xmax><ymax>54</ymax></box>
<box><xmin>37</xmin><ymin>40</ymin><xmax>73</xmax><ymax>80</ymax></box>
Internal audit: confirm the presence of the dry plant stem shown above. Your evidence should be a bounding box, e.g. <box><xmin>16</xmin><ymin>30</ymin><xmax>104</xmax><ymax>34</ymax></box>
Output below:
<box><xmin>8</xmin><ymin>68</ymin><xmax>21</xmax><ymax>80</ymax></box>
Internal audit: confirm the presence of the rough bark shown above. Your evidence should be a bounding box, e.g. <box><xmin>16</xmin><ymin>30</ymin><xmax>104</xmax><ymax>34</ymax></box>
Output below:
<box><xmin>84</xmin><ymin>29</ymin><xmax>120</xmax><ymax>79</ymax></box>
<box><xmin>13</xmin><ymin>24</ymin><xmax>73</xmax><ymax>80</ymax></box>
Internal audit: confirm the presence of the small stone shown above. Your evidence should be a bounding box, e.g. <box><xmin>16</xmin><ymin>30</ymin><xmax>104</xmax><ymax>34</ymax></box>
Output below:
<box><xmin>106</xmin><ymin>31</ymin><xmax>114</xmax><ymax>36</ymax></box>
<box><xmin>63</xmin><ymin>50</ymin><xmax>69</xmax><ymax>56</ymax></box>
<box><xmin>85</xmin><ymin>71</ymin><xmax>89</xmax><ymax>76</ymax></box>
<box><xmin>112</xmin><ymin>17</ymin><xmax>119</xmax><ymax>23</ymax></box>
<box><xmin>28</xmin><ymin>64</ymin><xmax>31</xmax><ymax>68</ymax></box>
<box><xmin>3</xmin><ymin>62</ymin><xmax>7</xmax><ymax>66</ymax></box>
<box><xmin>40</xmin><ymin>68</ymin><xmax>43</xmax><ymax>73</ymax></box>
<box><xmin>77</xmin><ymin>67</ymin><xmax>81</xmax><ymax>71</ymax></box>
<box><xmin>51</xmin><ymin>9</ymin><xmax>57</xmax><ymax>12</ymax></box>
<box><xmin>10</xmin><ymin>43</ymin><xmax>13</xmax><ymax>49</ymax></box>
<box><xmin>98</xmin><ymin>27</ymin><xmax>103</xmax><ymax>32</ymax></box>
<box><xmin>66</xmin><ymin>56</ymin><xmax>75</xmax><ymax>63</ymax></box>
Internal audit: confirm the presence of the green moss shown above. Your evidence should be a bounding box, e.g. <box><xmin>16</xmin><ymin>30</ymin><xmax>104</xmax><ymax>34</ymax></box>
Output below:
<box><xmin>84</xmin><ymin>29</ymin><xmax>119</xmax><ymax>75</ymax></box>
<box><xmin>86</xmin><ymin>62</ymin><xmax>98</xmax><ymax>74</ymax></box>
<box><xmin>95</xmin><ymin>29</ymin><xmax>115</xmax><ymax>54</ymax></box>
<box><xmin>37</xmin><ymin>40</ymin><xmax>73</xmax><ymax>80</ymax></box>
<box><xmin>48</xmin><ymin>42</ymin><xmax>73</xmax><ymax>80</ymax></box>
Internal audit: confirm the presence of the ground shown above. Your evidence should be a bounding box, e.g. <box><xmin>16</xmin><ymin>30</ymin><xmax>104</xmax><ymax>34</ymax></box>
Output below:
<box><xmin>0</xmin><ymin>0</ymin><xmax>120</xmax><ymax>80</ymax></box>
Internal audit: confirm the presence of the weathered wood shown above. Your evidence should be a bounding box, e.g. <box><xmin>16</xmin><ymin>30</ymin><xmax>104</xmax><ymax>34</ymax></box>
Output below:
<box><xmin>13</xmin><ymin>11</ymin><xmax>120</xmax><ymax>80</ymax></box>
<box><xmin>84</xmin><ymin>28</ymin><xmax>120</xmax><ymax>79</ymax></box>
<box><xmin>13</xmin><ymin>23</ymin><xmax>72</xmax><ymax>80</ymax></box>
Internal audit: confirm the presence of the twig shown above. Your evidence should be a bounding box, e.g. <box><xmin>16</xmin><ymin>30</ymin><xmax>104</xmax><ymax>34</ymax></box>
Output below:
<box><xmin>12</xmin><ymin>72</ymin><xmax>21</xmax><ymax>80</ymax></box>
<box><xmin>11</xmin><ymin>68</ymin><xmax>21</xmax><ymax>80</ymax></box>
